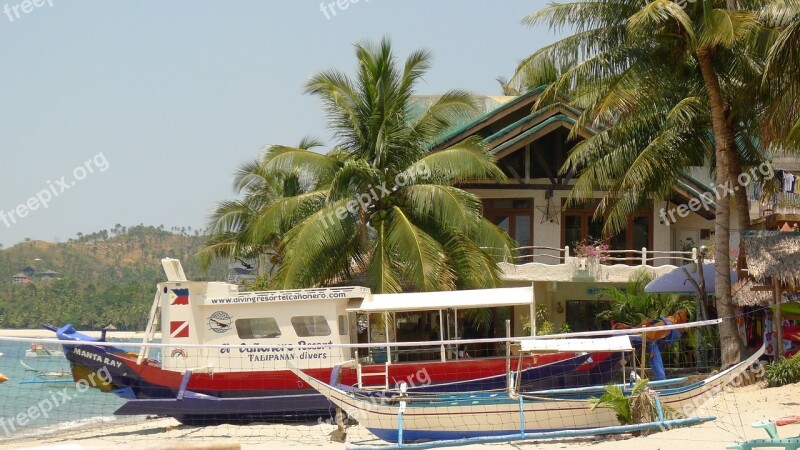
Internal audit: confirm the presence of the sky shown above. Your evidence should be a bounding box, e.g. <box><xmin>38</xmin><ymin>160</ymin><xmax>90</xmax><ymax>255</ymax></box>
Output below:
<box><xmin>0</xmin><ymin>0</ymin><xmax>559</xmax><ymax>248</ymax></box>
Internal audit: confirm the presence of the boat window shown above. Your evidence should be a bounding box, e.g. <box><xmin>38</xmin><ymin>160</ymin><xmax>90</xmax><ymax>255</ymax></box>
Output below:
<box><xmin>235</xmin><ymin>318</ymin><xmax>281</xmax><ymax>339</ymax></box>
<box><xmin>338</xmin><ymin>315</ymin><xmax>347</xmax><ymax>336</ymax></box>
<box><xmin>291</xmin><ymin>316</ymin><xmax>331</xmax><ymax>337</ymax></box>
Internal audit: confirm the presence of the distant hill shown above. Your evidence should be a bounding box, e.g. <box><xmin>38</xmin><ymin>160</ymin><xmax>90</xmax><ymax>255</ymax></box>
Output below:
<box><xmin>0</xmin><ymin>225</ymin><xmax>227</xmax><ymax>330</ymax></box>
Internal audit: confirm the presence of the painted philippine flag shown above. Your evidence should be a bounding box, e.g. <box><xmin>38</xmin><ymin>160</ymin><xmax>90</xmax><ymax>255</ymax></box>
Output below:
<box><xmin>170</xmin><ymin>288</ymin><xmax>189</xmax><ymax>305</ymax></box>
<box><xmin>170</xmin><ymin>321</ymin><xmax>190</xmax><ymax>338</ymax></box>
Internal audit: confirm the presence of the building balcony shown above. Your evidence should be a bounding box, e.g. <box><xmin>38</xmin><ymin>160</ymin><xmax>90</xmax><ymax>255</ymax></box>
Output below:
<box><xmin>498</xmin><ymin>246</ymin><xmax>697</xmax><ymax>284</ymax></box>
<box><xmin>751</xmin><ymin>192</ymin><xmax>800</xmax><ymax>230</ymax></box>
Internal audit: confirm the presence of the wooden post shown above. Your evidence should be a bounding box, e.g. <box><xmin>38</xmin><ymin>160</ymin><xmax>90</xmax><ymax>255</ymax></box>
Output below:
<box><xmin>505</xmin><ymin>320</ymin><xmax>511</xmax><ymax>392</ymax></box>
<box><xmin>384</xmin><ymin>312</ymin><xmax>391</xmax><ymax>365</ymax></box>
<box><xmin>439</xmin><ymin>310</ymin><xmax>445</xmax><ymax>362</ymax></box>
<box><xmin>336</xmin><ymin>407</ymin><xmax>346</xmax><ymax>434</ymax></box>
<box><xmin>531</xmin><ymin>282</ymin><xmax>536</xmax><ymax>337</ymax></box>
<box><xmin>454</xmin><ymin>308</ymin><xmax>459</xmax><ymax>360</ymax></box>
<box><xmin>775</xmin><ymin>279</ymin><xmax>784</xmax><ymax>361</ymax></box>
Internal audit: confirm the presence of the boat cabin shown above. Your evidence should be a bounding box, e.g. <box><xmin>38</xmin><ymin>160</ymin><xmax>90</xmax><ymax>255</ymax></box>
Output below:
<box><xmin>140</xmin><ymin>259</ymin><xmax>535</xmax><ymax>373</ymax></box>
<box><xmin>351</xmin><ymin>287</ymin><xmax>536</xmax><ymax>363</ymax></box>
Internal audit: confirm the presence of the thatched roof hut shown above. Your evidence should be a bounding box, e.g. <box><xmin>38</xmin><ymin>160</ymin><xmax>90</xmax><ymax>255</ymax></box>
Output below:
<box><xmin>732</xmin><ymin>278</ymin><xmax>772</xmax><ymax>307</ymax></box>
<box><xmin>740</xmin><ymin>231</ymin><xmax>800</xmax><ymax>357</ymax></box>
<box><xmin>742</xmin><ymin>231</ymin><xmax>800</xmax><ymax>287</ymax></box>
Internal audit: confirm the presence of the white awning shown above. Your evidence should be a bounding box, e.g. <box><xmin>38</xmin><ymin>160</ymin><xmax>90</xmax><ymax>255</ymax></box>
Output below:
<box><xmin>350</xmin><ymin>286</ymin><xmax>533</xmax><ymax>313</ymax></box>
<box><xmin>519</xmin><ymin>335</ymin><xmax>633</xmax><ymax>353</ymax></box>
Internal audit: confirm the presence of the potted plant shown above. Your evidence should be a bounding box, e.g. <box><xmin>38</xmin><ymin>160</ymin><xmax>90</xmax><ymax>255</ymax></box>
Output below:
<box><xmin>574</xmin><ymin>238</ymin><xmax>610</xmax><ymax>267</ymax></box>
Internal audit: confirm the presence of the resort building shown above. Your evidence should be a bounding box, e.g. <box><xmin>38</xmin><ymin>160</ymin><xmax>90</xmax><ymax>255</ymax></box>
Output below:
<box><xmin>12</xmin><ymin>272</ymin><xmax>31</xmax><ymax>284</ymax></box>
<box><xmin>38</xmin><ymin>269</ymin><xmax>60</xmax><ymax>280</ymax></box>
<box><xmin>10</xmin><ymin>268</ymin><xmax>60</xmax><ymax>283</ymax></box>
<box><xmin>428</xmin><ymin>87</ymin><xmax>751</xmax><ymax>333</ymax></box>
<box><xmin>749</xmin><ymin>154</ymin><xmax>800</xmax><ymax>231</ymax></box>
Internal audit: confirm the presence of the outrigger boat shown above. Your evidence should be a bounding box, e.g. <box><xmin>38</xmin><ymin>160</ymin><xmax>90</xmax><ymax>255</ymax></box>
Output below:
<box><xmin>25</xmin><ymin>343</ymin><xmax>64</xmax><ymax>359</ymax></box>
<box><xmin>112</xmin><ymin>352</ymin><xmax>592</xmax><ymax>425</ymax></box>
<box><xmin>49</xmin><ymin>259</ymin><xmax>616</xmax><ymax>418</ymax></box>
<box><xmin>292</xmin><ymin>341</ymin><xmax>766</xmax><ymax>445</ymax></box>
<box><xmin>19</xmin><ymin>360</ymin><xmax>72</xmax><ymax>385</ymax></box>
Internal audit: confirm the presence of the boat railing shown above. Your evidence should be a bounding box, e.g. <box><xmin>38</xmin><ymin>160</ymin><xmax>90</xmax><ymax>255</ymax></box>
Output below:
<box><xmin>26</xmin><ymin>317</ymin><xmax>722</xmax><ymax>352</ymax></box>
<box><xmin>488</xmin><ymin>246</ymin><xmax>697</xmax><ymax>267</ymax></box>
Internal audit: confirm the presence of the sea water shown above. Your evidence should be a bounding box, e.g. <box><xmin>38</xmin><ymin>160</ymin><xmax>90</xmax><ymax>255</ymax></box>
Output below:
<box><xmin>0</xmin><ymin>339</ymin><xmax>134</xmax><ymax>442</ymax></box>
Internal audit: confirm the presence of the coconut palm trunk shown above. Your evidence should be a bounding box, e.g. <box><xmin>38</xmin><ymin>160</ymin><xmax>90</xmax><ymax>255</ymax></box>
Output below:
<box><xmin>696</xmin><ymin>48</ymin><xmax>744</xmax><ymax>367</ymax></box>
<box><xmin>728</xmin><ymin>139</ymin><xmax>750</xmax><ymax>271</ymax></box>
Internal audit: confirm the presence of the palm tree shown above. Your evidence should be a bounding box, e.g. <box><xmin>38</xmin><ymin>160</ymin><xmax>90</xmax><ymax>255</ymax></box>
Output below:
<box><xmin>509</xmin><ymin>0</ymin><xmax>797</xmax><ymax>366</ymax></box>
<box><xmin>762</xmin><ymin>2</ymin><xmax>800</xmax><ymax>148</ymax></box>
<box><xmin>200</xmin><ymin>138</ymin><xmax>323</xmax><ymax>275</ymax></box>
<box><xmin>595</xmin><ymin>270</ymin><xmax>696</xmax><ymax>327</ymax></box>
<box><xmin>206</xmin><ymin>38</ymin><xmax>515</xmax><ymax>293</ymax></box>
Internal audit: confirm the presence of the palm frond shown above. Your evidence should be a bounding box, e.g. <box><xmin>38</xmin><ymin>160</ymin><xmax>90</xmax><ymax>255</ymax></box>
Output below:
<box><xmin>385</xmin><ymin>206</ymin><xmax>452</xmax><ymax>292</ymax></box>
<box><xmin>416</xmin><ymin>138</ymin><xmax>506</xmax><ymax>184</ymax></box>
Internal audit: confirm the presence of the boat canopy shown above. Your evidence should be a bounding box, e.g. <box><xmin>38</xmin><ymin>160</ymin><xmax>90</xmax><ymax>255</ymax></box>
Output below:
<box><xmin>519</xmin><ymin>336</ymin><xmax>633</xmax><ymax>353</ymax></box>
<box><xmin>351</xmin><ymin>286</ymin><xmax>533</xmax><ymax>313</ymax></box>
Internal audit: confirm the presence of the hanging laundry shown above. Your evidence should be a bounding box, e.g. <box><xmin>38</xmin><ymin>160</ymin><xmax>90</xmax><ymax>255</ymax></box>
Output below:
<box><xmin>784</xmin><ymin>172</ymin><xmax>795</xmax><ymax>192</ymax></box>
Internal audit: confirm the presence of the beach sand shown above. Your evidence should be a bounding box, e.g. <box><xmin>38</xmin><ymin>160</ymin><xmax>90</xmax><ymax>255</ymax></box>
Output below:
<box><xmin>4</xmin><ymin>382</ymin><xmax>798</xmax><ymax>450</ymax></box>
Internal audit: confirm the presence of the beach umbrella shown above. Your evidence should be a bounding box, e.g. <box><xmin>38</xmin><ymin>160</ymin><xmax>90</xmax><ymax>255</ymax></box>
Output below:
<box><xmin>644</xmin><ymin>263</ymin><xmax>738</xmax><ymax>294</ymax></box>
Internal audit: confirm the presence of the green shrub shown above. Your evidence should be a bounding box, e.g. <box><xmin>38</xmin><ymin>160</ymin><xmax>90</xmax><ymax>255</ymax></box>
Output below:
<box><xmin>764</xmin><ymin>353</ymin><xmax>800</xmax><ymax>387</ymax></box>
<box><xmin>589</xmin><ymin>378</ymin><xmax>658</xmax><ymax>425</ymax></box>
<box><xmin>589</xmin><ymin>379</ymin><xmax>677</xmax><ymax>434</ymax></box>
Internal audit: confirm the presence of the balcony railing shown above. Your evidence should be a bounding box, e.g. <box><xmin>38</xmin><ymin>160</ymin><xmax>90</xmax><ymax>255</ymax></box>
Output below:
<box><xmin>757</xmin><ymin>192</ymin><xmax>800</xmax><ymax>217</ymax></box>
<box><xmin>497</xmin><ymin>246</ymin><xmax>697</xmax><ymax>267</ymax></box>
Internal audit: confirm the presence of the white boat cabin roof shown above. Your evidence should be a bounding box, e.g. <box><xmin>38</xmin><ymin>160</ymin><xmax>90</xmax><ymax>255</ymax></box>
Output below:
<box><xmin>350</xmin><ymin>286</ymin><xmax>534</xmax><ymax>313</ymax></box>
<box><xmin>519</xmin><ymin>335</ymin><xmax>633</xmax><ymax>353</ymax></box>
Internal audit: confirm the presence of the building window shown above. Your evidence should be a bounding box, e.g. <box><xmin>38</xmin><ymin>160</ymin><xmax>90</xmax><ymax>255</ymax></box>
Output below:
<box><xmin>565</xmin><ymin>300</ymin><xmax>611</xmax><ymax>332</ymax></box>
<box><xmin>291</xmin><ymin>316</ymin><xmax>332</xmax><ymax>337</ymax></box>
<box><xmin>235</xmin><ymin>317</ymin><xmax>281</xmax><ymax>339</ymax></box>
<box><xmin>561</xmin><ymin>203</ymin><xmax>652</xmax><ymax>258</ymax></box>
<box><xmin>483</xmin><ymin>199</ymin><xmax>534</xmax><ymax>255</ymax></box>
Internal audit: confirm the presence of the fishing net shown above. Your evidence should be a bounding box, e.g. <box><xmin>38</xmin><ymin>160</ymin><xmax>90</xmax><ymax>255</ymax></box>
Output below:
<box><xmin>0</xmin><ymin>315</ymin><xmax>771</xmax><ymax>449</ymax></box>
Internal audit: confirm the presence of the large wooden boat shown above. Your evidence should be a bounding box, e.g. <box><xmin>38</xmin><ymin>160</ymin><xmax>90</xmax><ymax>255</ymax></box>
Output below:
<box><xmin>49</xmin><ymin>259</ymin><xmax>614</xmax><ymax>417</ymax></box>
